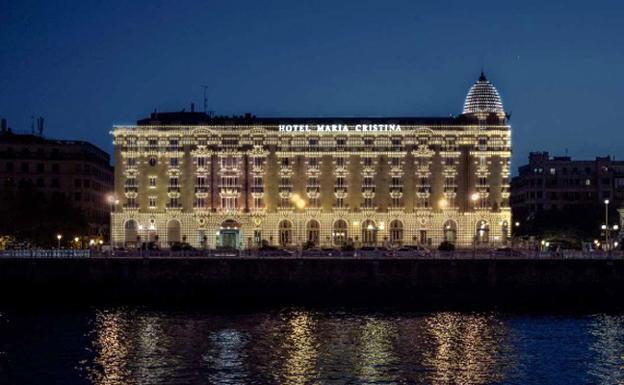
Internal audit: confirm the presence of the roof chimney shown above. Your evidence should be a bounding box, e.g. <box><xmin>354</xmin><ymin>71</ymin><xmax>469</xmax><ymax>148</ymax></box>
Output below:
<box><xmin>1</xmin><ymin>118</ymin><xmax>6</xmax><ymax>133</ymax></box>
<box><xmin>191</xmin><ymin>103</ymin><xmax>195</xmax><ymax>112</ymax></box>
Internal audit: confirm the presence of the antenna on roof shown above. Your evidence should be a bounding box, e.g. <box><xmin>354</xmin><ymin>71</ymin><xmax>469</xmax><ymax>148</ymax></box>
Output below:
<box><xmin>37</xmin><ymin>117</ymin><xmax>44</xmax><ymax>137</ymax></box>
<box><xmin>202</xmin><ymin>85</ymin><xmax>214</xmax><ymax>118</ymax></box>
<box><xmin>30</xmin><ymin>115</ymin><xmax>35</xmax><ymax>135</ymax></box>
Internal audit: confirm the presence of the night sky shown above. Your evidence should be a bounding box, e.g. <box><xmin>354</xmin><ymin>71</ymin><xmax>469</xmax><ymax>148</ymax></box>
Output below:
<box><xmin>1</xmin><ymin>0</ymin><xmax>622</xmax><ymax>169</ymax></box>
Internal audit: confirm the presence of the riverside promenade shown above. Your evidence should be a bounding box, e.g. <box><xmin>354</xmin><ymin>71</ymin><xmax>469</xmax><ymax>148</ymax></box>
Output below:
<box><xmin>1</xmin><ymin>250</ymin><xmax>624</xmax><ymax>309</ymax></box>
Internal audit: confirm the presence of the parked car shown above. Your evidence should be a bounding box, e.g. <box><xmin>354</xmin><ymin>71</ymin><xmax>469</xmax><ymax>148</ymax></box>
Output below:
<box><xmin>356</xmin><ymin>246</ymin><xmax>385</xmax><ymax>258</ymax></box>
<box><xmin>170</xmin><ymin>242</ymin><xmax>194</xmax><ymax>251</ymax></box>
<box><xmin>302</xmin><ymin>248</ymin><xmax>325</xmax><ymax>258</ymax></box>
<box><xmin>213</xmin><ymin>246</ymin><xmax>239</xmax><ymax>257</ymax></box>
<box><xmin>258</xmin><ymin>248</ymin><xmax>294</xmax><ymax>257</ymax></box>
<box><xmin>492</xmin><ymin>247</ymin><xmax>524</xmax><ymax>258</ymax></box>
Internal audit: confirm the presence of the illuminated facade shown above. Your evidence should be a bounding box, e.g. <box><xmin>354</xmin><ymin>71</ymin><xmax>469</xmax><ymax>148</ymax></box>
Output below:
<box><xmin>111</xmin><ymin>73</ymin><xmax>512</xmax><ymax>249</ymax></box>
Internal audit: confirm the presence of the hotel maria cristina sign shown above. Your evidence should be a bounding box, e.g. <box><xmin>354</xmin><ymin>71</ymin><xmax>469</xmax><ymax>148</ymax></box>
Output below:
<box><xmin>110</xmin><ymin>72</ymin><xmax>511</xmax><ymax>250</ymax></box>
<box><xmin>279</xmin><ymin>124</ymin><xmax>402</xmax><ymax>132</ymax></box>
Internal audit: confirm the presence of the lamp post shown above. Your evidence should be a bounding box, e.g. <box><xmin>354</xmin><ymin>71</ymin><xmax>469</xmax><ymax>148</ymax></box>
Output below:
<box><xmin>470</xmin><ymin>193</ymin><xmax>479</xmax><ymax>257</ymax></box>
<box><xmin>56</xmin><ymin>234</ymin><xmax>62</xmax><ymax>249</ymax></box>
<box><xmin>107</xmin><ymin>194</ymin><xmax>119</xmax><ymax>246</ymax></box>
<box><xmin>604</xmin><ymin>199</ymin><xmax>610</xmax><ymax>251</ymax></box>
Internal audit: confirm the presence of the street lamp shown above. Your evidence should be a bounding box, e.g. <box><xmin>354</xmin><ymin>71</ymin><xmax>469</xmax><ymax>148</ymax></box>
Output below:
<box><xmin>107</xmin><ymin>194</ymin><xmax>119</xmax><ymax>246</ymax></box>
<box><xmin>604</xmin><ymin>199</ymin><xmax>610</xmax><ymax>250</ymax></box>
<box><xmin>56</xmin><ymin>234</ymin><xmax>62</xmax><ymax>249</ymax></box>
<box><xmin>470</xmin><ymin>192</ymin><xmax>479</xmax><ymax>208</ymax></box>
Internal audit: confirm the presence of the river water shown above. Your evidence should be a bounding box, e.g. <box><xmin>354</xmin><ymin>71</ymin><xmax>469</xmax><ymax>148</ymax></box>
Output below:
<box><xmin>0</xmin><ymin>307</ymin><xmax>623</xmax><ymax>384</ymax></box>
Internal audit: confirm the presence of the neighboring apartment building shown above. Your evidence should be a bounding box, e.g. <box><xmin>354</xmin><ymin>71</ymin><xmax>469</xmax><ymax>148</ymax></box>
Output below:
<box><xmin>0</xmin><ymin>118</ymin><xmax>114</xmax><ymax>236</ymax></box>
<box><xmin>111</xmin><ymin>72</ymin><xmax>512</xmax><ymax>249</ymax></box>
<box><xmin>511</xmin><ymin>152</ymin><xmax>624</xmax><ymax>224</ymax></box>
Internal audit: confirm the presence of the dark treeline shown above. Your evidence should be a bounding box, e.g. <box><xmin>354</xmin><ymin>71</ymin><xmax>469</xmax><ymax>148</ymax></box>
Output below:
<box><xmin>514</xmin><ymin>203</ymin><xmax>619</xmax><ymax>243</ymax></box>
<box><xmin>0</xmin><ymin>180</ymin><xmax>87</xmax><ymax>246</ymax></box>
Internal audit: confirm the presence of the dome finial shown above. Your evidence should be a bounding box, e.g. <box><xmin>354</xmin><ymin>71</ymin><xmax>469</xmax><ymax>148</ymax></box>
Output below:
<box><xmin>462</xmin><ymin>72</ymin><xmax>504</xmax><ymax>115</ymax></box>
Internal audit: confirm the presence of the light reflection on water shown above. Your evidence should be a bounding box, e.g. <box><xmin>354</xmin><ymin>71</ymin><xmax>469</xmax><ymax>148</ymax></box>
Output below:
<box><xmin>1</xmin><ymin>308</ymin><xmax>624</xmax><ymax>384</ymax></box>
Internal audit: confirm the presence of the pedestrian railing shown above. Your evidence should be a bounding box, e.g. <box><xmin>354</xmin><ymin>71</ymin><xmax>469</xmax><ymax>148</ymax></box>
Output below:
<box><xmin>0</xmin><ymin>249</ymin><xmax>622</xmax><ymax>260</ymax></box>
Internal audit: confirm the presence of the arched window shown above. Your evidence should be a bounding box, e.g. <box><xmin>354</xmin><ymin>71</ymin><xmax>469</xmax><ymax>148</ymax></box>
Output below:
<box><xmin>333</xmin><ymin>219</ymin><xmax>348</xmax><ymax>246</ymax></box>
<box><xmin>124</xmin><ymin>220</ymin><xmax>138</xmax><ymax>245</ymax></box>
<box><xmin>306</xmin><ymin>220</ymin><xmax>320</xmax><ymax>246</ymax></box>
<box><xmin>167</xmin><ymin>220</ymin><xmax>181</xmax><ymax>245</ymax></box>
<box><xmin>476</xmin><ymin>220</ymin><xmax>489</xmax><ymax>244</ymax></box>
<box><xmin>278</xmin><ymin>220</ymin><xmax>293</xmax><ymax>246</ymax></box>
<box><xmin>443</xmin><ymin>220</ymin><xmax>457</xmax><ymax>243</ymax></box>
<box><xmin>362</xmin><ymin>219</ymin><xmax>377</xmax><ymax>246</ymax></box>
<box><xmin>389</xmin><ymin>220</ymin><xmax>403</xmax><ymax>245</ymax></box>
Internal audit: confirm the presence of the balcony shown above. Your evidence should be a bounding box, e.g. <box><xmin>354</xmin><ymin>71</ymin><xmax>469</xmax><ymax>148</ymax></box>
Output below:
<box><xmin>168</xmin><ymin>186</ymin><xmax>181</xmax><ymax>193</ymax></box>
<box><xmin>124</xmin><ymin>186</ymin><xmax>138</xmax><ymax>193</ymax></box>
<box><xmin>194</xmin><ymin>186</ymin><xmax>209</xmax><ymax>193</ymax></box>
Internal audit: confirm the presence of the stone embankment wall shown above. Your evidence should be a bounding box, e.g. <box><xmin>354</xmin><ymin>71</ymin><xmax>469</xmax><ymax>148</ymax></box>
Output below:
<box><xmin>0</xmin><ymin>258</ymin><xmax>622</xmax><ymax>309</ymax></box>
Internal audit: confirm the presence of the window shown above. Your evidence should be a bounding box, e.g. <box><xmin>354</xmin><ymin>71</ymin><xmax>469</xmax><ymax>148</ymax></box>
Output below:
<box><xmin>170</xmin><ymin>177</ymin><xmax>179</xmax><ymax>187</ymax></box>
<box><xmin>20</xmin><ymin>163</ymin><xmax>29</xmax><ymax>173</ymax></box>
<box><xmin>195</xmin><ymin>197</ymin><xmax>206</xmax><ymax>208</ymax></box>
<box><xmin>127</xmin><ymin>157</ymin><xmax>136</xmax><ymax>166</ymax></box>
<box><xmin>148</xmin><ymin>196</ymin><xmax>157</xmax><ymax>208</ymax></box>
<box><xmin>36</xmin><ymin>163</ymin><xmax>44</xmax><ymax>172</ymax></box>
<box><xmin>170</xmin><ymin>157</ymin><xmax>179</xmax><ymax>167</ymax></box>
<box><xmin>148</xmin><ymin>157</ymin><xmax>157</xmax><ymax>167</ymax></box>
<box><xmin>75</xmin><ymin>179</ymin><xmax>81</xmax><ymax>188</ymax></box>
<box><xmin>168</xmin><ymin>138</ymin><xmax>179</xmax><ymax>151</ymax></box>
<box><xmin>5</xmin><ymin>162</ymin><xmax>13</xmax><ymax>172</ymax></box>
<box><xmin>74</xmin><ymin>192</ymin><xmax>81</xmax><ymax>202</ymax></box>
<box><xmin>149</xmin><ymin>176</ymin><xmax>157</xmax><ymax>188</ymax></box>
<box><xmin>197</xmin><ymin>156</ymin><xmax>206</xmax><ymax>167</ymax></box>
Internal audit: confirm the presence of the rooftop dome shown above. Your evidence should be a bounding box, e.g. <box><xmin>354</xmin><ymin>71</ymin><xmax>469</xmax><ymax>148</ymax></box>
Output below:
<box><xmin>462</xmin><ymin>72</ymin><xmax>504</xmax><ymax>115</ymax></box>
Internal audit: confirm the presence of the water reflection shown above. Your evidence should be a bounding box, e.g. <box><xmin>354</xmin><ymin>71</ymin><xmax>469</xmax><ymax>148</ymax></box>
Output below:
<box><xmin>421</xmin><ymin>312</ymin><xmax>513</xmax><ymax>384</ymax></box>
<box><xmin>39</xmin><ymin>309</ymin><xmax>619</xmax><ymax>384</ymax></box>
<box><xmin>588</xmin><ymin>315</ymin><xmax>624</xmax><ymax>384</ymax></box>
<box><xmin>202</xmin><ymin>329</ymin><xmax>249</xmax><ymax>384</ymax></box>
<box><xmin>355</xmin><ymin>317</ymin><xmax>399</xmax><ymax>383</ymax></box>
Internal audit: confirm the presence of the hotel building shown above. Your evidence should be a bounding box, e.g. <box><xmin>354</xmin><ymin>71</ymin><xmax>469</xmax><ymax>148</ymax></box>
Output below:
<box><xmin>111</xmin><ymin>73</ymin><xmax>512</xmax><ymax>249</ymax></box>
